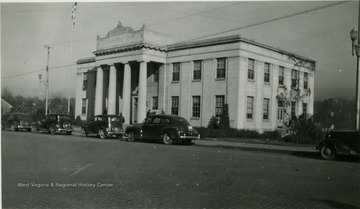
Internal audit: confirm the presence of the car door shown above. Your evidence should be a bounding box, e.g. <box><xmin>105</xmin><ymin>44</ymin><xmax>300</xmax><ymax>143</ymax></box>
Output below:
<box><xmin>150</xmin><ymin>117</ymin><xmax>163</xmax><ymax>139</ymax></box>
<box><xmin>141</xmin><ymin>117</ymin><xmax>154</xmax><ymax>139</ymax></box>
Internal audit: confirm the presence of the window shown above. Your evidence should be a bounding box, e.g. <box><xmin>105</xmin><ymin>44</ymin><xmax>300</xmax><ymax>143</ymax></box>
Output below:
<box><xmin>304</xmin><ymin>72</ymin><xmax>308</xmax><ymax>89</ymax></box>
<box><xmin>247</xmin><ymin>96</ymin><xmax>254</xmax><ymax>119</ymax></box>
<box><xmin>248</xmin><ymin>59</ymin><xmax>255</xmax><ymax>80</ymax></box>
<box><xmin>152</xmin><ymin>97</ymin><xmax>158</xmax><ymax>110</ymax></box>
<box><xmin>264</xmin><ymin>63</ymin><xmax>270</xmax><ymax>83</ymax></box>
<box><xmin>83</xmin><ymin>73</ymin><xmax>87</xmax><ymax>88</ymax></box>
<box><xmin>193</xmin><ymin>60</ymin><xmax>202</xmax><ymax>80</ymax></box>
<box><xmin>291</xmin><ymin>69</ymin><xmax>298</xmax><ymax>89</ymax></box>
<box><xmin>152</xmin><ymin>117</ymin><xmax>161</xmax><ymax>124</ymax></box>
<box><xmin>263</xmin><ymin>98</ymin><xmax>270</xmax><ymax>120</ymax></box>
<box><xmin>216</xmin><ymin>58</ymin><xmax>226</xmax><ymax>79</ymax></box>
<box><xmin>172</xmin><ymin>63</ymin><xmax>180</xmax><ymax>81</ymax></box>
<box><xmin>277</xmin><ymin>100</ymin><xmax>285</xmax><ymax>121</ymax></box>
<box><xmin>192</xmin><ymin>96</ymin><xmax>201</xmax><ymax>118</ymax></box>
<box><xmin>291</xmin><ymin>101</ymin><xmax>296</xmax><ymax>119</ymax></box>
<box><xmin>279</xmin><ymin>66</ymin><xmax>284</xmax><ymax>86</ymax></box>
<box><xmin>82</xmin><ymin>98</ymin><xmax>86</xmax><ymax>114</ymax></box>
<box><xmin>303</xmin><ymin>103</ymin><xmax>308</xmax><ymax>115</ymax></box>
<box><xmin>215</xmin><ymin>95</ymin><xmax>225</xmax><ymax>117</ymax></box>
<box><xmin>153</xmin><ymin>69</ymin><xmax>159</xmax><ymax>82</ymax></box>
<box><xmin>171</xmin><ymin>96</ymin><xmax>179</xmax><ymax>115</ymax></box>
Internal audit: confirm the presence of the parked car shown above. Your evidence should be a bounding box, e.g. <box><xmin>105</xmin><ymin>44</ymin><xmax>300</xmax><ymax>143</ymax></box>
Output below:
<box><xmin>315</xmin><ymin>130</ymin><xmax>360</xmax><ymax>160</ymax></box>
<box><xmin>32</xmin><ymin>114</ymin><xmax>73</xmax><ymax>135</ymax></box>
<box><xmin>81</xmin><ymin>115</ymin><xmax>125</xmax><ymax>139</ymax></box>
<box><xmin>125</xmin><ymin>114</ymin><xmax>200</xmax><ymax>145</ymax></box>
<box><xmin>1</xmin><ymin>112</ymin><xmax>33</xmax><ymax>132</ymax></box>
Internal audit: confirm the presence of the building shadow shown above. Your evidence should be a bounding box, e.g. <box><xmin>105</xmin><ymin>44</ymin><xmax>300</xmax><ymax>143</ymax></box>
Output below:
<box><xmin>311</xmin><ymin>198</ymin><xmax>360</xmax><ymax>209</ymax></box>
<box><xmin>292</xmin><ymin>151</ymin><xmax>360</xmax><ymax>163</ymax></box>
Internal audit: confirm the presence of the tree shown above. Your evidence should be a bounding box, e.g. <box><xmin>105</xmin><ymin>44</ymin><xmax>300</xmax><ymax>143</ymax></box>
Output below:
<box><xmin>218</xmin><ymin>104</ymin><xmax>230</xmax><ymax>130</ymax></box>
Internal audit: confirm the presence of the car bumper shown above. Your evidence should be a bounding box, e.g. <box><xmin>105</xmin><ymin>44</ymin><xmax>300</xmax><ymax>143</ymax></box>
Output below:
<box><xmin>17</xmin><ymin>125</ymin><xmax>32</xmax><ymax>129</ymax></box>
<box><xmin>107</xmin><ymin>131</ymin><xmax>125</xmax><ymax>135</ymax></box>
<box><xmin>179</xmin><ymin>134</ymin><xmax>200</xmax><ymax>140</ymax></box>
<box><xmin>56</xmin><ymin>128</ymin><xmax>72</xmax><ymax>133</ymax></box>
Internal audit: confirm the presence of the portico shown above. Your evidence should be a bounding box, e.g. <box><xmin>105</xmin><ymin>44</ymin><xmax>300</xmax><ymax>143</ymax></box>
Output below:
<box><xmin>86</xmin><ymin>21</ymin><xmax>171</xmax><ymax>123</ymax></box>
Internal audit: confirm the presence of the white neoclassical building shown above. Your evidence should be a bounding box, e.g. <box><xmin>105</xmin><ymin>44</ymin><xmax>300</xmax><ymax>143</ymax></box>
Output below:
<box><xmin>75</xmin><ymin>21</ymin><xmax>316</xmax><ymax>133</ymax></box>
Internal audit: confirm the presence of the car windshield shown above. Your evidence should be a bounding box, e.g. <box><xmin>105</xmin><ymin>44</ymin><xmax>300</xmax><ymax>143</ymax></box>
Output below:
<box><xmin>59</xmin><ymin>115</ymin><xmax>70</xmax><ymax>120</ymax></box>
<box><xmin>110</xmin><ymin>117</ymin><xmax>121</xmax><ymax>122</ymax></box>
<box><xmin>172</xmin><ymin>117</ymin><xmax>190</xmax><ymax>126</ymax></box>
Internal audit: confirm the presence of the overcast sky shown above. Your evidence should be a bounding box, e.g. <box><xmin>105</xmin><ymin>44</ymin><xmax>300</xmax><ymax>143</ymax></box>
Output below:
<box><xmin>1</xmin><ymin>1</ymin><xmax>358</xmax><ymax>101</ymax></box>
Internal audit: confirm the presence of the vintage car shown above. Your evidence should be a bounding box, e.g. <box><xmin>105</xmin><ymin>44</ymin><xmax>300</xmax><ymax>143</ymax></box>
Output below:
<box><xmin>1</xmin><ymin>112</ymin><xmax>33</xmax><ymax>132</ymax></box>
<box><xmin>315</xmin><ymin>130</ymin><xmax>360</xmax><ymax>160</ymax></box>
<box><xmin>32</xmin><ymin>113</ymin><xmax>73</xmax><ymax>135</ymax></box>
<box><xmin>125</xmin><ymin>114</ymin><xmax>200</xmax><ymax>145</ymax></box>
<box><xmin>81</xmin><ymin>115</ymin><xmax>125</xmax><ymax>139</ymax></box>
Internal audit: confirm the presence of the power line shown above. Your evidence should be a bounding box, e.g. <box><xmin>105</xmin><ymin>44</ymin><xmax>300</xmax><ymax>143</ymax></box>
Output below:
<box><xmin>175</xmin><ymin>1</ymin><xmax>350</xmax><ymax>44</ymax></box>
<box><xmin>1</xmin><ymin>64</ymin><xmax>76</xmax><ymax>80</ymax></box>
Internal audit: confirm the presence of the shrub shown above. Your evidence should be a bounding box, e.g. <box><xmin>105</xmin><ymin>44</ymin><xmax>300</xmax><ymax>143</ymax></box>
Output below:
<box><xmin>218</xmin><ymin>104</ymin><xmax>230</xmax><ymax>130</ymax></box>
<box><xmin>207</xmin><ymin>116</ymin><xmax>219</xmax><ymax>129</ymax></box>
<box><xmin>285</xmin><ymin>114</ymin><xmax>320</xmax><ymax>144</ymax></box>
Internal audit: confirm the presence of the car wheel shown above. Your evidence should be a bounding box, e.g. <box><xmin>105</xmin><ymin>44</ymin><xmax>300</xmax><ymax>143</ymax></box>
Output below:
<box><xmin>99</xmin><ymin>129</ymin><xmax>107</xmax><ymax>139</ymax></box>
<box><xmin>162</xmin><ymin>133</ymin><xmax>173</xmax><ymax>145</ymax></box>
<box><xmin>81</xmin><ymin>128</ymin><xmax>88</xmax><ymax>137</ymax></box>
<box><xmin>49</xmin><ymin>127</ymin><xmax>56</xmax><ymax>135</ymax></box>
<box><xmin>11</xmin><ymin>125</ymin><xmax>17</xmax><ymax>132</ymax></box>
<box><xmin>31</xmin><ymin>125</ymin><xmax>39</xmax><ymax>133</ymax></box>
<box><xmin>320</xmin><ymin>144</ymin><xmax>336</xmax><ymax>160</ymax></box>
<box><xmin>66</xmin><ymin>131</ymin><xmax>72</xmax><ymax>135</ymax></box>
<box><xmin>127</xmin><ymin>132</ymin><xmax>135</xmax><ymax>142</ymax></box>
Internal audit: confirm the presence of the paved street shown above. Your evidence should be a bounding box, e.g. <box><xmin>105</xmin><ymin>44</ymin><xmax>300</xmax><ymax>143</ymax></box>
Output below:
<box><xmin>2</xmin><ymin>131</ymin><xmax>360</xmax><ymax>209</ymax></box>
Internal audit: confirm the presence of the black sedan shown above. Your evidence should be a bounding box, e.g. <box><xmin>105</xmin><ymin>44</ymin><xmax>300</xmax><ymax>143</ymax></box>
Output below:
<box><xmin>315</xmin><ymin>130</ymin><xmax>360</xmax><ymax>160</ymax></box>
<box><xmin>125</xmin><ymin>114</ymin><xmax>200</xmax><ymax>145</ymax></box>
<box><xmin>2</xmin><ymin>112</ymin><xmax>33</xmax><ymax>132</ymax></box>
<box><xmin>81</xmin><ymin>115</ymin><xmax>125</xmax><ymax>139</ymax></box>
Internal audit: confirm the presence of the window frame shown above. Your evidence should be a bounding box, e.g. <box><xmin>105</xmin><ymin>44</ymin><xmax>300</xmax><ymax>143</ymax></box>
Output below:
<box><xmin>279</xmin><ymin>66</ymin><xmax>284</xmax><ymax>86</ymax></box>
<box><xmin>247</xmin><ymin>96</ymin><xmax>254</xmax><ymax>119</ymax></box>
<box><xmin>152</xmin><ymin>96</ymin><xmax>158</xmax><ymax>110</ymax></box>
<box><xmin>264</xmin><ymin>63</ymin><xmax>270</xmax><ymax>83</ymax></box>
<box><xmin>192</xmin><ymin>96</ymin><xmax>201</xmax><ymax>118</ymax></box>
<box><xmin>248</xmin><ymin>58</ymin><xmax>255</xmax><ymax>80</ymax></box>
<box><xmin>172</xmin><ymin>63</ymin><xmax>181</xmax><ymax>82</ymax></box>
<box><xmin>171</xmin><ymin>96</ymin><xmax>179</xmax><ymax>115</ymax></box>
<box><xmin>216</xmin><ymin>58</ymin><xmax>226</xmax><ymax>79</ymax></box>
<box><xmin>303</xmin><ymin>72</ymin><xmax>308</xmax><ymax>89</ymax></box>
<box><xmin>193</xmin><ymin>60</ymin><xmax>202</xmax><ymax>80</ymax></box>
<box><xmin>81</xmin><ymin>98</ymin><xmax>86</xmax><ymax>115</ymax></box>
<box><xmin>263</xmin><ymin>98</ymin><xmax>270</xmax><ymax>120</ymax></box>
<box><xmin>215</xmin><ymin>95</ymin><xmax>225</xmax><ymax>118</ymax></box>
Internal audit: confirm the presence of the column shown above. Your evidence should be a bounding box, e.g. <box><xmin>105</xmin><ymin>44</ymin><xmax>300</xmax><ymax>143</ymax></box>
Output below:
<box><xmin>137</xmin><ymin>61</ymin><xmax>147</xmax><ymax>123</ymax></box>
<box><xmin>108</xmin><ymin>64</ymin><xmax>117</xmax><ymax>114</ymax></box>
<box><xmin>122</xmin><ymin>63</ymin><xmax>131</xmax><ymax>123</ymax></box>
<box><xmin>95</xmin><ymin>66</ymin><xmax>103</xmax><ymax>115</ymax></box>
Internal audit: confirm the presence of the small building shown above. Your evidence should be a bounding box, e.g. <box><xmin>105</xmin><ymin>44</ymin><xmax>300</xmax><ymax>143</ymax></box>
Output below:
<box><xmin>75</xmin><ymin>21</ymin><xmax>315</xmax><ymax>132</ymax></box>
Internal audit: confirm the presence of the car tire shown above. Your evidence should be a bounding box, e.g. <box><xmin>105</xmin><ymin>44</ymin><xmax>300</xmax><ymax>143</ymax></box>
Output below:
<box><xmin>320</xmin><ymin>144</ymin><xmax>336</xmax><ymax>160</ymax></box>
<box><xmin>162</xmin><ymin>133</ymin><xmax>173</xmax><ymax>145</ymax></box>
<box><xmin>81</xmin><ymin>128</ymin><xmax>88</xmax><ymax>137</ymax></box>
<box><xmin>11</xmin><ymin>125</ymin><xmax>17</xmax><ymax>132</ymax></box>
<box><xmin>49</xmin><ymin>127</ymin><xmax>56</xmax><ymax>135</ymax></box>
<box><xmin>99</xmin><ymin>129</ymin><xmax>107</xmax><ymax>139</ymax></box>
<box><xmin>127</xmin><ymin>132</ymin><xmax>135</xmax><ymax>142</ymax></box>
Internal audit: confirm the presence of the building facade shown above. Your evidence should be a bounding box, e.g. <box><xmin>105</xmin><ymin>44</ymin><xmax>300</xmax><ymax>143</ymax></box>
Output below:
<box><xmin>75</xmin><ymin>21</ymin><xmax>316</xmax><ymax>132</ymax></box>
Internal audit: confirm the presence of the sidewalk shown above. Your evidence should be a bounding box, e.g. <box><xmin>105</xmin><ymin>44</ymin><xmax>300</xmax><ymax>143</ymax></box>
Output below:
<box><xmin>193</xmin><ymin>139</ymin><xmax>317</xmax><ymax>154</ymax></box>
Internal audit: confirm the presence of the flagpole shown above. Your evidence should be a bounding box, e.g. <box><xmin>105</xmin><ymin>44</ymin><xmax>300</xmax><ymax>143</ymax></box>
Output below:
<box><xmin>68</xmin><ymin>24</ymin><xmax>74</xmax><ymax>114</ymax></box>
<box><xmin>68</xmin><ymin>2</ymin><xmax>76</xmax><ymax>114</ymax></box>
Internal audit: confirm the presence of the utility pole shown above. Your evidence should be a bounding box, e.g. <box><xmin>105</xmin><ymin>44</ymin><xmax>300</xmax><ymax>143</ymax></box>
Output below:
<box><xmin>44</xmin><ymin>45</ymin><xmax>52</xmax><ymax>115</ymax></box>
<box><xmin>350</xmin><ymin>2</ymin><xmax>360</xmax><ymax>131</ymax></box>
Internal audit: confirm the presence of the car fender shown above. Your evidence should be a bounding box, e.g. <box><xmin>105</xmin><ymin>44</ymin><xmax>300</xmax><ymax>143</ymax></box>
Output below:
<box><xmin>317</xmin><ymin>138</ymin><xmax>358</xmax><ymax>156</ymax></box>
<box><xmin>161</xmin><ymin>126</ymin><xmax>179</xmax><ymax>139</ymax></box>
<box><xmin>125</xmin><ymin>126</ymin><xmax>141</xmax><ymax>138</ymax></box>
